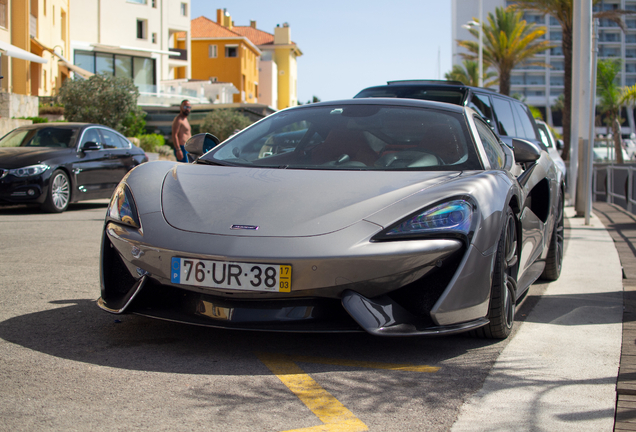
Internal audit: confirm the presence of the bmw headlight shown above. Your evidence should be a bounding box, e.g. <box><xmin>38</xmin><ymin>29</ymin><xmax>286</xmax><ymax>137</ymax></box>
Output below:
<box><xmin>107</xmin><ymin>183</ymin><xmax>140</xmax><ymax>229</ymax></box>
<box><xmin>9</xmin><ymin>164</ymin><xmax>49</xmax><ymax>177</ymax></box>
<box><xmin>374</xmin><ymin>199</ymin><xmax>474</xmax><ymax>241</ymax></box>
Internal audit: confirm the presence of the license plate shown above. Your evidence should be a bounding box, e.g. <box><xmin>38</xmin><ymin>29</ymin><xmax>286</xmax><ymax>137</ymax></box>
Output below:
<box><xmin>171</xmin><ymin>257</ymin><xmax>292</xmax><ymax>292</ymax></box>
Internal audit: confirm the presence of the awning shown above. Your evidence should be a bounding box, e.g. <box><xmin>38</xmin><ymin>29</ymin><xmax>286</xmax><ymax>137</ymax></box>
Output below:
<box><xmin>49</xmin><ymin>50</ymin><xmax>94</xmax><ymax>79</ymax></box>
<box><xmin>0</xmin><ymin>40</ymin><xmax>48</xmax><ymax>64</ymax></box>
<box><xmin>31</xmin><ymin>38</ymin><xmax>94</xmax><ymax>79</ymax></box>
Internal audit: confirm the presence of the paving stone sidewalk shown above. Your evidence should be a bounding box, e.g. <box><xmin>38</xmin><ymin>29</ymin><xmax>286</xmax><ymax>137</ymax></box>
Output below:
<box><xmin>593</xmin><ymin>202</ymin><xmax>636</xmax><ymax>431</ymax></box>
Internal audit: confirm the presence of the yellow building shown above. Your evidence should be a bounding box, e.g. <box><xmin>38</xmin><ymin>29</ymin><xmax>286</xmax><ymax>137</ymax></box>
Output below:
<box><xmin>232</xmin><ymin>18</ymin><xmax>302</xmax><ymax>110</ymax></box>
<box><xmin>181</xmin><ymin>13</ymin><xmax>260</xmax><ymax>104</ymax></box>
<box><xmin>1</xmin><ymin>0</ymin><xmax>71</xmax><ymax>98</ymax></box>
<box><xmin>185</xmin><ymin>9</ymin><xmax>302</xmax><ymax>110</ymax></box>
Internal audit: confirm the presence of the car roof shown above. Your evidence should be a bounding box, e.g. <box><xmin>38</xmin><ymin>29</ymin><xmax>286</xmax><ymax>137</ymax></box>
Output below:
<box><xmin>288</xmin><ymin>97</ymin><xmax>467</xmax><ymax>114</ymax></box>
<box><xmin>17</xmin><ymin>122</ymin><xmax>105</xmax><ymax>129</ymax></box>
<box><xmin>356</xmin><ymin>80</ymin><xmax>512</xmax><ymax>100</ymax></box>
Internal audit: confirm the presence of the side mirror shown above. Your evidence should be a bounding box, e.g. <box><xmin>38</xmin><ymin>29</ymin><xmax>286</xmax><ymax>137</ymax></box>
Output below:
<box><xmin>556</xmin><ymin>139</ymin><xmax>564</xmax><ymax>150</ymax></box>
<box><xmin>512</xmin><ymin>138</ymin><xmax>541</xmax><ymax>164</ymax></box>
<box><xmin>184</xmin><ymin>133</ymin><xmax>220</xmax><ymax>160</ymax></box>
<box><xmin>81</xmin><ymin>141</ymin><xmax>101</xmax><ymax>151</ymax></box>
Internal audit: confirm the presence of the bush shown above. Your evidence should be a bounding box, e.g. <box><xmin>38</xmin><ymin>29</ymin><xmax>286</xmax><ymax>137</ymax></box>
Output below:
<box><xmin>200</xmin><ymin>109</ymin><xmax>253</xmax><ymax>142</ymax></box>
<box><xmin>138</xmin><ymin>134</ymin><xmax>165</xmax><ymax>152</ymax></box>
<box><xmin>15</xmin><ymin>116</ymin><xmax>48</xmax><ymax>123</ymax></box>
<box><xmin>38</xmin><ymin>105</ymin><xmax>65</xmax><ymax>115</ymax></box>
<box><xmin>157</xmin><ymin>145</ymin><xmax>174</xmax><ymax>158</ymax></box>
<box><xmin>58</xmin><ymin>74</ymin><xmax>139</xmax><ymax>134</ymax></box>
<box><xmin>121</xmin><ymin>108</ymin><xmax>147</xmax><ymax>137</ymax></box>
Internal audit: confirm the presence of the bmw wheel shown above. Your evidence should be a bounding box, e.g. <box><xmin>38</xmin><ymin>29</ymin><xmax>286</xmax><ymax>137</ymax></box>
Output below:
<box><xmin>42</xmin><ymin>170</ymin><xmax>70</xmax><ymax>213</ymax></box>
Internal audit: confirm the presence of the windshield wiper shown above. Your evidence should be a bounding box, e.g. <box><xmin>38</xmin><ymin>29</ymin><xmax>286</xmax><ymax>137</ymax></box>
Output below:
<box><xmin>195</xmin><ymin>159</ymin><xmax>231</xmax><ymax>167</ymax></box>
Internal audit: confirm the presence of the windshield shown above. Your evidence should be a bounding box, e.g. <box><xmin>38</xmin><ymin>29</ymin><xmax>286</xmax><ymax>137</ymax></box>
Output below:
<box><xmin>0</xmin><ymin>127</ymin><xmax>79</xmax><ymax>148</ymax></box>
<box><xmin>201</xmin><ymin>105</ymin><xmax>482</xmax><ymax>171</ymax></box>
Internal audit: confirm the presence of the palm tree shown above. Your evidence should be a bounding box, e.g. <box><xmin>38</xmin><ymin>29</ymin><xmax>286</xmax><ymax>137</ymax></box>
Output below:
<box><xmin>444</xmin><ymin>60</ymin><xmax>498</xmax><ymax>88</ymax></box>
<box><xmin>597</xmin><ymin>59</ymin><xmax>624</xmax><ymax>163</ymax></box>
<box><xmin>510</xmin><ymin>0</ymin><xmax>633</xmax><ymax>162</ymax></box>
<box><xmin>457</xmin><ymin>6</ymin><xmax>553</xmax><ymax>96</ymax></box>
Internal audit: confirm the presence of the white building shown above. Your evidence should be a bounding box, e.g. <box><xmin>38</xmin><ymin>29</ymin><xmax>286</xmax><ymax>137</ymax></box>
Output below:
<box><xmin>69</xmin><ymin>0</ymin><xmax>191</xmax><ymax>98</ymax></box>
<box><xmin>452</xmin><ymin>0</ymin><xmax>636</xmax><ymax>132</ymax></box>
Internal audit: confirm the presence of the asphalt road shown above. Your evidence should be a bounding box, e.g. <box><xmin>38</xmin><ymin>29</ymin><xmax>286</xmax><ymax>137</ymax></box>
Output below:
<box><xmin>0</xmin><ymin>200</ymin><xmax>550</xmax><ymax>432</ymax></box>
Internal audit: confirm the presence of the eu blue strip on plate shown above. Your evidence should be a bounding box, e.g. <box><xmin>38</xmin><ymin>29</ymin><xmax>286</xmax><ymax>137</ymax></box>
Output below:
<box><xmin>171</xmin><ymin>257</ymin><xmax>180</xmax><ymax>283</ymax></box>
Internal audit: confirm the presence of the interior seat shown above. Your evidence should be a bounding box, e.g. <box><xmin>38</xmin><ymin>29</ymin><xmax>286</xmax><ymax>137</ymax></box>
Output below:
<box><xmin>417</xmin><ymin>124</ymin><xmax>463</xmax><ymax>164</ymax></box>
<box><xmin>311</xmin><ymin>128</ymin><xmax>378</xmax><ymax>166</ymax></box>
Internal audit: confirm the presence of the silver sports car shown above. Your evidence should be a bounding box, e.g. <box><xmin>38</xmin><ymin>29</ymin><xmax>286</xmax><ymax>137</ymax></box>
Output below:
<box><xmin>98</xmin><ymin>99</ymin><xmax>563</xmax><ymax>339</ymax></box>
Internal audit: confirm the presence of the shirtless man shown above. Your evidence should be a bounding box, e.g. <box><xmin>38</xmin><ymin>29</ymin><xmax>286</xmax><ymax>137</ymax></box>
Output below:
<box><xmin>172</xmin><ymin>100</ymin><xmax>192</xmax><ymax>162</ymax></box>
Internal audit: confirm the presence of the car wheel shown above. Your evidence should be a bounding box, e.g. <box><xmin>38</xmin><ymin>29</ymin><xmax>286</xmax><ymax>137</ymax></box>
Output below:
<box><xmin>540</xmin><ymin>191</ymin><xmax>564</xmax><ymax>281</ymax></box>
<box><xmin>472</xmin><ymin>207</ymin><xmax>518</xmax><ymax>339</ymax></box>
<box><xmin>42</xmin><ymin>169</ymin><xmax>70</xmax><ymax>213</ymax></box>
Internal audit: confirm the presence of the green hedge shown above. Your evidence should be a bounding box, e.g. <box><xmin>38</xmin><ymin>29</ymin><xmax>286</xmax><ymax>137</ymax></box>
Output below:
<box><xmin>138</xmin><ymin>134</ymin><xmax>165</xmax><ymax>152</ymax></box>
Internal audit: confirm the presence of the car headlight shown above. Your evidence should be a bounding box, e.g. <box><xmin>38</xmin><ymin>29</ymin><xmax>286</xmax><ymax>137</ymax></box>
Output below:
<box><xmin>374</xmin><ymin>199</ymin><xmax>474</xmax><ymax>241</ymax></box>
<box><xmin>9</xmin><ymin>164</ymin><xmax>49</xmax><ymax>177</ymax></box>
<box><xmin>107</xmin><ymin>183</ymin><xmax>140</xmax><ymax>229</ymax></box>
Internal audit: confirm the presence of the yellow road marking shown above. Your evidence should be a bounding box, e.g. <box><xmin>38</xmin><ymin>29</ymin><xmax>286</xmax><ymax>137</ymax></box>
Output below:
<box><xmin>257</xmin><ymin>352</ymin><xmax>440</xmax><ymax>432</ymax></box>
<box><xmin>289</xmin><ymin>355</ymin><xmax>440</xmax><ymax>373</ymax></box>
<box><xmin>257</xmin><ymin>352</ymin><xmax>369</xmax><ymax>432</ymax></box>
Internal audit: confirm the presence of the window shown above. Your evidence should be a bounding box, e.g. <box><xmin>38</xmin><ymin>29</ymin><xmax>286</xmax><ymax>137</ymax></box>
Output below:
<box><xmin>43</xmin><ymin>0</ymin><xmax>46</xmax><ymax>16</ymax></box>
<box><xmin>225</xmin><ymin>45</ymin><xmax>238</xmax><ymax>58</ymax></box>
<box><xmin>180</xmin><ymin>2</ymin><xmax>187</xmax><ymax>16</ymax></box>
<box><xmin>0</xmin><ymin>0</ymin><xmax>6</xmax><ymax>28</ymax></box>
<box><xmin>152</xmin><ymin>33</ymin><xmax>157</xmax><ymax>44</ymax></box>
<box><xmin>81</xmin><ymin>128</ymin><xmax>101</xmax><ymax>147</ymax></box>
<box><xmin>99</xmin><ymin>129</ymin><xmax>126</xmax><ymax>149</ymax></box>
<box><xmin>137</xmin><ymin>19</ymin><xmax>147</xmax><ymax>39</ymax></box>
<box><xmin>96</xmin><ymin>53</ymin><xmax>114</xmax><ymax>76</ymax></box>
<box><xmin>74</xmin><ymin>51</ymin><xmax>156</xmax><ymax>90</ymax></box>
<box><xmin>550</xmin><ymin>75</ymin><xmax>564</xmax><ymax>86</ymax></box>
<box><xmin>61</xmin><ymin>10</ymin><xmax>67</xmax><ymax>43</ymax></box>
<box><xmin>152</xmin><ymin>0</ymin><xmax>156</xmax><ymax>6</ymax></box>
<box><xmin>209</xmin><ymin>45</ymin><xmax>217</xmax><ymax>58</ymax></box>
<box><xmin>127</xmin><ymin>0</ymin><xmax>147</xmax><ymax>3</ymax></box>
<box><xmin>468</xmin><ymin>92</ymin><xmax>494</xmax><ymax>123</ymax></box>
<box><xmin>475</xmin><ymin>117</ymin><xmax>505</xmax><ymax>169</ymax></box>
<box><xmin>512</xmin><ymin>102</ymin><xmax>538</xmax><ymax>140</ymax></box>
<box><xmin>492</xmin><ymin>97</ymin><xmax>517</xmax><ymax>137</ymax></box>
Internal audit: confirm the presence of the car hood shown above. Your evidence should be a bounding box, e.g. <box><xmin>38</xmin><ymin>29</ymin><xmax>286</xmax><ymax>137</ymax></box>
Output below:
<box><xmin>0</xmin><ymin>147</ymin><xmax>72</xmax><ymax>168</ymax></box>
<box><xmin>161</xmin><ymin>164</ymin><xmax>460</xmax><ymax>237</ymax></box>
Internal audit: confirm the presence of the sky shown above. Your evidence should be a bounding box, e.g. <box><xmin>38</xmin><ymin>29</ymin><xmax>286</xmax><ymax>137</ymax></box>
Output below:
<box><xmin>190</xmin><ymin>1</ymin><xmax>453</xmax><ymax>104</ymax></box>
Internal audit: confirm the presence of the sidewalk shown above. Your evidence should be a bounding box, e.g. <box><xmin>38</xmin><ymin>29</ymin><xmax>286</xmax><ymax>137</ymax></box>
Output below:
<box><xmin>593</xmin><ymin>202</ymin><xmax>636</xmax><ymax>431</ymax></box>
<box><xmin>452</xmin><ymin>206</ymin><xmax>624</xmax><ymax>431</ymax></box>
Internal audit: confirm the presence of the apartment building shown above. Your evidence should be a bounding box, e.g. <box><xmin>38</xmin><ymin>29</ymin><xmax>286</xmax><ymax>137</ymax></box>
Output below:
<box><xmin>184</xmin><ymin>14</ymin><xmax>261</xmax><ymax>104</ymax></box>
<box><xmin>452</xmin><ymin>0</ymin><xmax>636</xmax><ymax>131</ymax></box>
<box><xmin>185</xmin><ymin>9</ymin><xmax>302</xmax><ymax>110</ymax></box>
<box><xmin>0</xmin><ymin>0</ymin><xmax>70</xmax><ymax>101</ymax></box>
<box><xmin>69</xmin><ymin>0</ymin><xmax>191</xmax><ymax>95</ymax></box>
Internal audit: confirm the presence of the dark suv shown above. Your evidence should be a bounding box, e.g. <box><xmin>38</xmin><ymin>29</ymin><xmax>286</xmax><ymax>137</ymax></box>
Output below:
<box><xmin>354</xmin><ymin>80</ymin><xmax>543</xmax><ymax>149</ymax></box>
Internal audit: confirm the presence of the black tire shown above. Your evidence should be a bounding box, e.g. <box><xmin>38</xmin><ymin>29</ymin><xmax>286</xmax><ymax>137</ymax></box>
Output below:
<box><xmin>471</xmin><ymin>207</ymin><xmax>518</xmax><ymax>339</ymax></box>
<box><xmin>541</xmin><ymin>191</ymin><xmax>564</xmax><ymax>281</ymax></box>
<box><xmin>41</xmin><ymin>170</ymin><xmax>70</xmax><ymax>213</ymax></box>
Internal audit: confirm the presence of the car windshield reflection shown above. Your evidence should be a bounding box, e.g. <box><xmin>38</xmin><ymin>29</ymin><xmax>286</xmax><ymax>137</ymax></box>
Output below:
<box><xmin>201</xmin><ymin>105</ymin><xmax>482</xmax><ymax>171</ymax></box>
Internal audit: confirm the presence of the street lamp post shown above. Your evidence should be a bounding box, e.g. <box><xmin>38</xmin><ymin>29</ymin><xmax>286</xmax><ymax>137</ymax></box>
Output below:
<box><xmin>478</xmin><ymin>0</ymin><xmax>483</xmax><ymax>87</ymax></box>
<box><xmin>462</xmin><ymin>0</ymin><xmax>484</xmax><ymax>87</ymax></box>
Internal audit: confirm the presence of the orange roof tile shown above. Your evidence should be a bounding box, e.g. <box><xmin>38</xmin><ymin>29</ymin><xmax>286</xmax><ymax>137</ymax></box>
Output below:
<box><xmin>190</xmin><ymin>16</ymin><xmax>242</xmax><ymax>39</ymax></box>
<box><xmin>232</xmin><ymin>26</ymin><xmax>274</xmax><ymax>46</ymax></box>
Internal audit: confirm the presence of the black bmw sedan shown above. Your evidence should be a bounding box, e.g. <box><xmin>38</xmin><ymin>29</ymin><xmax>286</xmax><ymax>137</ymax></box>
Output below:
<box><xmin>0</xmin><ymin>123</ymin><xmax>148</xmax><ymax>212</ymax></box>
